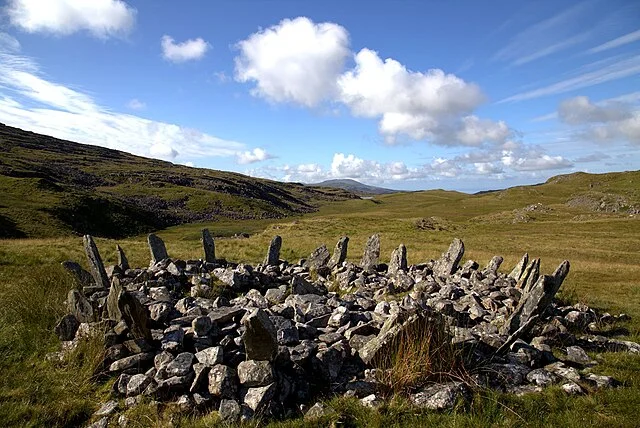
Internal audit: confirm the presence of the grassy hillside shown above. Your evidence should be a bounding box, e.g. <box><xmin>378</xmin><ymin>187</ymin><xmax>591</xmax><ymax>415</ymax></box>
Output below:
<box><xmin>0</xmin><ymin>169</ymin><xmax>638</xmax><ymax>427</ymax></box>
<box><xmin>0</xmin><ymin>123</ymin><xmax>355</xmax><ymax>239</ymax></box>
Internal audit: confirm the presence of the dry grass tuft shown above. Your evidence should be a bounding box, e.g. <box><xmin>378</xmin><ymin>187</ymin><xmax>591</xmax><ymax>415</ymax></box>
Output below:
<box><xmin>374</xmin><ymin>315</ymin><xmax>467</xmax><ymax>396</ymax></box>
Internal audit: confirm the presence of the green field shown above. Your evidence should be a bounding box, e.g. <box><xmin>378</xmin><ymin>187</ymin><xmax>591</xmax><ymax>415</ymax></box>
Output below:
<box><xmin>1</xmin><ymin>170</ymin><xmax>639</xmax><ymax>427</ymax></box>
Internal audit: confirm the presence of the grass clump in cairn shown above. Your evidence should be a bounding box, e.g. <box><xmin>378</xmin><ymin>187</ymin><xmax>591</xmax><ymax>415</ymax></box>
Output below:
<box><xmin>373</xmin><ymin>315</ymin><xmax>468</xmax><ymax>396</ymax></box>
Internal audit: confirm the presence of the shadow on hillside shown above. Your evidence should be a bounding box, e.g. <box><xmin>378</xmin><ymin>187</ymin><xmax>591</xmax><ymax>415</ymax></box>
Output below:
<box><xmin>0</xmin><ymin>214</ymin><xmax>26</xmax><ymax>238</ymax></box>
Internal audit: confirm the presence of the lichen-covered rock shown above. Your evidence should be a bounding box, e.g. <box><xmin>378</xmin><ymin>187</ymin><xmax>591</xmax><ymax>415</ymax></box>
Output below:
<box><xmin>242</xmin><ymin>309</ymin><xmax>277</xmax><ymax>361</ymax></box>
<box><xmin>237</xmin><ymin>360</ymin><xmax>274</xmax><ymax>387</ymax></box>
<box><xmin>410</xmin><ymin>382</ymin><xmax>470</xmax><ymax>410</ymax></box>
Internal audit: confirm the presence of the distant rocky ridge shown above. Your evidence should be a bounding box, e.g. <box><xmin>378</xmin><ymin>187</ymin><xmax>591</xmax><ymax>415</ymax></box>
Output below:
<box><xmin>54</xmin><ymin>232</ymin><xmax>639</xmax><ymax>426</ymax></box>
<box><xmin>309</xmin><ymin>179</ymin><xmax>400</xmax><ymax>195</ymax></box>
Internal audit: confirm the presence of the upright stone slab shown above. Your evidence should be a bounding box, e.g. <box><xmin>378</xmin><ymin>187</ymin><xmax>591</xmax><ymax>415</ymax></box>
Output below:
<box><xmin>305</xmin><ymin>244</ymin><xmax>330</xmax><ymax>270</ymax></box>
<box><xmin>83</xmin><ymin>235</ymin><xmax>110</xmax><ymax>289</ymax></box>
<box><xmin>483</xmin><ymin>256</ymin><xmax>503</xmax><ymax>275</ymax></box>
<box><xmin>327</xmin><ymin>236</ymin><xmax>349</xmax><ymax>269</ymax></box>
<box><xmin>508</xmin><ymin>253</ymin><xmax>529</xmax><ymax>281</ymax></box>
<box><xmin>433</xmin><ymin>238</ymin><xmax>465</xmax><ymax>277</ymax></box>
<box><xmin>264</xmin><ymin>236</ymin><xmax>282</xmax><ymax>266</ymax></box>
<box><xmin>116</xmin><ymin>245</ymin><xmax>130</xmax><ymax>271</ymax></box>
<box><xmin>118</xmin><ymin>291</ymin><xmax>152</xmax><ymax>341</ymax></box>
<box><xmin>61</xmin><ymin>261</ymin><xmax>94</xmax><ymax>287</ymax></box>
<box><xmin>388</xmin><ymin>244</ymin><xmax>407</xmax><ymax>275</ymax></box>
<box><xmin>360</xmin><ymin>234</ymin><xmax>380</xmax><ymax>272</ymax></box>
<box><xmin>67</xmin><ymin>289</ymin><xmax>94</xmax><ymax>323</ymax></box>
<box><xmin>518</xmin><ymin>258</ymin><xmax>540</xmax><ymax>292</ymax></box>
<box><xmin>107</xmin><ymin>277</ymin><xmax>124</xmax><ymax>322</ymax></box>
<box><xmin>502</xmin><ymin>260</ymin><xmax>570</xmax><ymax>336</ymax></box>
<box><xmin>148</xmin><ymin>233</ymin><xmax>169</xmax><ymax>266</ymax></box>
<box><xmin>202</xmin><ymin>229</ymin><xmax>216</xmax><ymax>263</ymax></box>
<box><xmin>242</xmin><ymin>309</ymin><xmax>278</xmax><ymax>361</ymax></box>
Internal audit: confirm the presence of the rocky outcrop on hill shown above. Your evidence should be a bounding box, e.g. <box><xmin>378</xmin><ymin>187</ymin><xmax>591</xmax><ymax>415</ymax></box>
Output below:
<box><xmin>54</xmin><ymin>230</ymin><xmax>638</xmax><ymax>425</ymax></box>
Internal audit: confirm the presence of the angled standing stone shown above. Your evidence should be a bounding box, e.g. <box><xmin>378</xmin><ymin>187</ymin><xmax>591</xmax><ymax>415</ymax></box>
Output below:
<box><xmin>201</xmin><ymin>229</ymin><xmax>216</xmax><ymax>263</ymax></box>
<box><xmin>118</xmin><ymin>291</ymin><xmax>152</xmax><ymax>341</ymax></box>
<box><xmin>305</xmin><ymin>244</ymin><xmax>330</xmax><ymax>270</ymax></box>
<box><xmin>148</xmin><ymin>233</ymin><xmax>169</xmax><ymax>266</ymax></box>
<box><xmin>83</xmin><ymin>235</ymin><xmax>110</xmax><ymax>289</ymax></box>
<box><xmin>483</xmin><ymin>256</ymin><xmax>503</xmax><ymax>274</ymax></box>
<box><xmin>61</xmin><ymin>261</ymin><xmax>94</xmax><ymax>287</ymax></box>
<box><xmin>519</xmin><ymin>258</ymin><xmax>541</xmax><ymax>292</ymax></box>
<box><xmin>502</xmin><ymin>260</ymin><xmax>570</xmax><ymax>336</ymax></box>
<box><xmin>68</xmin><ymin>289</ymin><xmax>94</xmax><ymax>323</ymax></box>
<box><xmin>264</xmin><ymin>236</ymin><xmax>282</xmax><ymax>266</ymax></box>
<box><xmin>327</xmin><ymin>236</ymin><xmax>349</xmax><ymax>269</ymax></box>
<box><xmin>116</xmin><ymin>245</ymin><xmax>130</xmax><ymax>271</ymax></box>
<box><xmin>509</xmin><ymin>253</ymin><xmax>529</xmax><ymax>281</ymax></box>
<box><xmin>107</xmin><ymin>277</ymin><xmax>123</xmax><ymax>322</ymax></box>
<box><xmin>360</xmin><ymin>234</ymin><xmax>380</xmax><ymax>272</ymax></box>
<box><xmin>433</xmin><ymin>238</ymin><xmax>465</xmax><ymax>277</ymax></box>
<box><xmin>388</xmin><ymin>244</ymin><xmax>407</xmax><ymax>275</ymax></box>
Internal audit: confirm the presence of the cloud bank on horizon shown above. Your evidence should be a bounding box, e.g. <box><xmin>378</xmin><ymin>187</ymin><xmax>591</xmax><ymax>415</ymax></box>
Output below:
<box><xmin>0</xmin><ymin>0</ymin><xmax>638</xmax><ymax>191</ymax></box>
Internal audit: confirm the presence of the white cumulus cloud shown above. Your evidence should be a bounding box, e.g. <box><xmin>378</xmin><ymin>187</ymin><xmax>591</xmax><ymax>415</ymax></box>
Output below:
<box><xmin>127</xmin><ymin>98</ymin><xmax>146</xmax><ymax>110</ymax></box>
<box><xmin>161</xmin><ymin>35</ymin><xmax>209</xmax><ymax>63</ymax></box>
<box><xmin>338</xmin><ymin>48</ymin><xmax>488</xmax><ymax>144</ymax></box>
<box><xmin>5</xmin><ymin>0</ymin><xmax>136</xmax><ymax>38</ymax></box>
<box><xmin>557</xmin><ymin>95</ymin><xmax>640</xmax><ymax>145</ymax></box>
<box><xmin>236</xmin><ymin>148</ymin><xmax>273</xmax><ymax>164</ymax></box>
<box><xmin>234</xmin><ymin>17</ymin><xmax>350</xmax><ymax>107</ymax></box>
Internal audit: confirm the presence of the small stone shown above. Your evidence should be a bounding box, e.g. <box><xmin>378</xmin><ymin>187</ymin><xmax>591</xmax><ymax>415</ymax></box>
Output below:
<box><xmin>109</xmin><ymin>352</ymin><xmax>154</xmax><ymax>373</ymax></box>
<box><xmin>195</xmin><ymin>346</ymin><xmax>224</xmax><ymax>367</ymax></box>
<box><xmin>127</xmin><ymin>374</ymin><xmax>152</xmax><ymax>396</ymax></box>
<box><xmin>165</xmin><ymin>352</ymin><xmax>194</xmax><ymax>377</ymax></box>
<box><xmin>218</xmin><ymin>399</ymin><xmax>241</xmax><ymax>423</ymax></box>
<box><xmin>562</xmin><ymin>381</ymin><xmax>584</xmax><ymax>395</ymax></box>
<box><xmin>305</xmin><ymin>402</ymin><xmax>336</xmax><ymax>420</ymax></box>
<box><xmin>526</xmin><ymin>368</ymin><xmax>557</xmax><ymax>387</ymax></box>
<box><xmin>192</xmin><ymin>316</ymin><xmax>213</xmax><ymax>336</ymax></box>
<box><xmin>584</xmin><ymin>373</ymin><xmax>619</xmax><ymax>389</ymax></box>
<box><xmin>54</xmin><ymin>314</ymin><xmax>80</xmax><ymax>341</ymax></box>
<box><xmin>86</xmin><ymin>417</ymin><xmax>109</xmax><ymax>428</ymax></box>
<box><xmin>360</xmin><ymin>393</ymin><xmax>383</xmax><ymax>408</ymax></box>
<box><xmin>243</xmin><ymin>383</ymin><xmax>276</xmax><ymax>412</ymax></box>
<box><xmin>208</xmin><ymin>364</ymin><xmax>238</xmax><ymax>399</ymax></box>
<box><xmin>94</xmin><ymin>400</ymin><xmax>118</xmax><ymax>417</ymax></box>
<box><xmin>565</xmin><ymin>346</ymin><xmax>596</xmax><ymax>366</ymax></box>
<box><xmin>410</xmin><ymin>382</ymin><xmax>470</xmax><ymax>410</ymax></box>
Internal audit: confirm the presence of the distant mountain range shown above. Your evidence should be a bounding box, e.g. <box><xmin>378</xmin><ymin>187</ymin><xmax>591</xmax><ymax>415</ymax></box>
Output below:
<box><xmin>309</xmin><ymin>179</ymin><xmax>401</xmax><ymax>195</ymax></box>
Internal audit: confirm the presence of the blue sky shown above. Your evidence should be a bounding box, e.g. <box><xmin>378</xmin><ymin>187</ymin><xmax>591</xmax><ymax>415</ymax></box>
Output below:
<box><xmin>0</xmin><ymin>0</ymin><xmax>639</xmax><ymax>192</ymax></box>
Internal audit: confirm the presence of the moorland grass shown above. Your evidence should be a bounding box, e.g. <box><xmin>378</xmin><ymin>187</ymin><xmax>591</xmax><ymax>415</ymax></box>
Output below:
<box><xmin>0</xmin><ymin>173</ymin><xmax>639</xmax><ymax>427</ymax></box>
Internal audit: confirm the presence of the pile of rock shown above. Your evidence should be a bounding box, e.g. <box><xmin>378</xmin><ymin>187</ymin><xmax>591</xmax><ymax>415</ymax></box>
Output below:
<box><xmin>53</xmin><ymin>230</ymin><xmax>639</xmax><ymax>426</ymax></box>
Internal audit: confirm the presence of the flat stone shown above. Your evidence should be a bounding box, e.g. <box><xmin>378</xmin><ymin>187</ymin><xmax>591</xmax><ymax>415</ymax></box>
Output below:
<box><xmin>433</xmin><ymin>238</ymin><xmax>465</xmax><ymax>277</ymax></box>
<box><xmin>565</xmin><ymin>345</ymin><xmax>596</xmax><ymax>366</ymax></box>
<box><xmin>264</xmin><ymin>236</ymin><xmax>282</xmax><ymax>266</ymax></box>
<box><xmin>327</xmin><ymin>236</ymin><xmax>349</xmax><ymax>270</ymax></box>
<box><xmin>388</xmin><ymin>244</ymin><xmax>407</xmax><ymax>275</ymax></box>
<box><xmin>109</xmin><ymin>352</ymin><xmax>155</xmax><ymax>372</ymax></box>
<box><xmin>237</xmin><ymin>360</ymin><xmax>274</xmax><ymax>387</ymax></box>
<box><xmin>94</xmin><ymin>400</ymin><xmax>119</xmax><ymax>417</ymax></box>
<box><xmin>526</xmin><ymin>368</ymin><xmax>557</xmax><ymax>386</ymax></box>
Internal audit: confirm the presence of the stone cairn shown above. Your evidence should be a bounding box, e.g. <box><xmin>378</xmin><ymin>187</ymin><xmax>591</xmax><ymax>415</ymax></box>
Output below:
<box><xmin>53</xmin><ymin>230</ymin><xmax>640</xmax><ymax>426</ymax></box>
